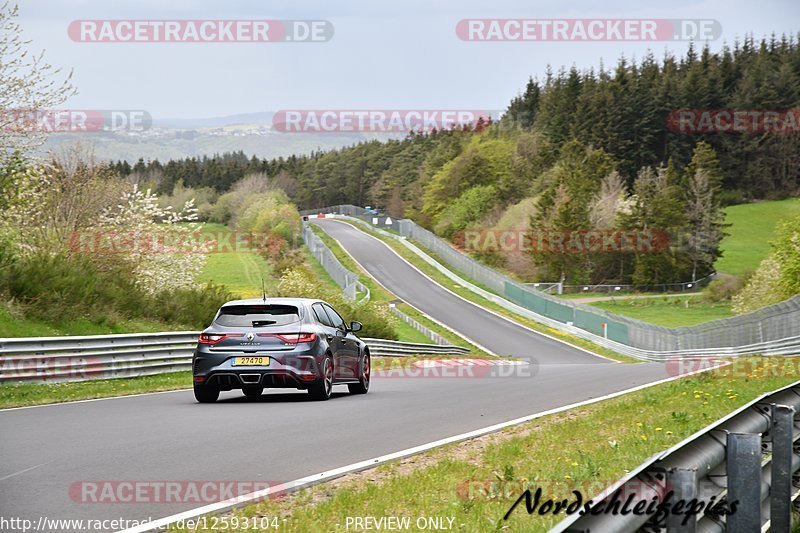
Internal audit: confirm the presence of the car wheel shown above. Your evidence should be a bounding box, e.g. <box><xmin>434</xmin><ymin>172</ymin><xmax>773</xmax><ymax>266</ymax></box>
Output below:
<box><xmin>308</xmin><ymin>355</ymin><xmax>333</xmax><ymax>401</ymax></box>
<box><xmin>348</xmin><ymin>352</ymin><xmax>370</xmax><ymax>395</ymax></box>
<box><xmin>242</xmin><ymin>386</ymin><xmax>263</xmax><ymax>398</ymax></box>
<box><xmin>194</xmin><ymin>382</ymin><xmax>220</xmax><ymax>403</ymax></box>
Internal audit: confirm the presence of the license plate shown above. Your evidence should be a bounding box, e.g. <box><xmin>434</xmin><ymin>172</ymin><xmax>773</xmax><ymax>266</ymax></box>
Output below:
<box><xmin>232</xmin><ymin>357</ymin><xmax>270</xmax><ymax>366</ymax></box>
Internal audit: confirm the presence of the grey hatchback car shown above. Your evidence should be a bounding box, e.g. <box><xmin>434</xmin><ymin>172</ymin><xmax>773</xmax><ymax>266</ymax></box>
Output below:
<box><xmin>192</xmin><ymin>298</ymin><xmax>370</xmax><ymax>402</ymax></box>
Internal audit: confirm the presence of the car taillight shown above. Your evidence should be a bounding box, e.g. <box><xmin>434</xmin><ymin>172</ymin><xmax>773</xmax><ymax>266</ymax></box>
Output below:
<box><xmin>295</xmin><ymin>333</ymin><xmax>317</xmax><ymax>343</ymax></box>
<box><xmin>198</xmin><ymin>333</ymin><xmax>243</xmax><ymax>345</ymax></box>
<box><xmin>257</xmin><ymin>333</ymin><xmax>317</xmax><ymax>344</ymax></box>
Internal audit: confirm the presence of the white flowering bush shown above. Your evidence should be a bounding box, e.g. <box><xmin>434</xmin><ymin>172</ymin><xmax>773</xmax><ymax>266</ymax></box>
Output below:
<box><xmin>731</xmin><ymin>256</ymin><xmax>784</xmax><ymax>314</ymax></box>
<box><xmin>0</xmin><ymin>159</ymin><xmax>54</xmax><ymax>256</ymax></box>
<box><xmin>96</xmin><ymin>185</ymin><xmax>211</xmax><ymax>294</ymax></box>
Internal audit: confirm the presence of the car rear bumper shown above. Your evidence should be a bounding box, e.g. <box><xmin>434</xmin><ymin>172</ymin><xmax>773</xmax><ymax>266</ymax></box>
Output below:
<box><xmin>192</xmin><ymin>349</ymin><xmax>322</xmax><ymax>390</ymax></box>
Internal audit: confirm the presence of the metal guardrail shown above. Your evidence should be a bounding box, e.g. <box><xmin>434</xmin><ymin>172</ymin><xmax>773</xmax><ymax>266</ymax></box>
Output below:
<box><xmin>362</xmin><ymin>338</ymin><xmax>469</xmax><ymax>357</ymax></box>
<box><xmin>305</xmin><ymin>206</ymin><xmax>800</xmax><ymax>361</ymax></box>
<box><xmin>0</xmin><ymin>333</ymin><xmax>468</xmax><ymax>383</ymax></box>
<box><xmin>552</xmin><ymin>379</ymin><xmax>800</xmax><ymax>532</ymax></box>
<box><xmin>0</xmin><ymin>332</ymin><xmax>198</xmax><ymax>383</ymax></box>
<box><xmin>389</xmin><ymin>303</ymin><xmax>453</xmax><ymax>346</ymax></box>
<box><xmin>302</xmin><ymin>222</ymin><xmax>370</xmax><ymax>304</ymax></box>
<box><xmin>304</xmin><ymin>218</ymin><xmax>466</xmax><ymax>347</ymax></box>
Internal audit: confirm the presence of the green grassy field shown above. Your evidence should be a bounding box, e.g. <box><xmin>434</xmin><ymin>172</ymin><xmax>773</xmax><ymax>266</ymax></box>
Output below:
<box><xmin>196</xmin><ymin>223</ymin><xmax>276</xmax><ymax>298</ymax></box>
<box><xmin>717</xmin><ymin>197</ymin><xmax>800</xmax><ymax>277</ymax></box>
<box><xmin>200</xmin><ymin>253</ymin><xmax>275</xmax><ymax>298</ymax></box>
<box><xmin>590</xmin><ymin>295</ymin><xmax>734</xmax><ymax>327</ymax></box>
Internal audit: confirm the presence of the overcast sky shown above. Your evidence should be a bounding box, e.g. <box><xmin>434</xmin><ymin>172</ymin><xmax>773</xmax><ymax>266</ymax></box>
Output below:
<box><xmin>15</xmin><ymin>0</ymin><xmax>800</xmax><ymax>119</ymax></box>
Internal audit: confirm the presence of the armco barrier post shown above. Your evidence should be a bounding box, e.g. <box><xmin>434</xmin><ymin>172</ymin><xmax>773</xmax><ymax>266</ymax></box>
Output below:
<box><xmin>770</xmin><ymin>404</ymin><xmax>795</xmax><ymax>532</ymax></box>
<box><xmin>726</xmin><ymin>433</ymin><xmax>761</xmax><ymax>532</ymax></box>
<box><xmin>666</xmin><ymin>468</ymin><xmax>697</xmax><ymax>533</ymax></box>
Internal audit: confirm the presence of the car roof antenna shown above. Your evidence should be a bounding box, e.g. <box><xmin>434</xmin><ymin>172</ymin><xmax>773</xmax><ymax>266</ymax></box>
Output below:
<box><xmin>261</xmin><ymin>277</ymin><xmax>267</xmax><ymax>302</ymax></box>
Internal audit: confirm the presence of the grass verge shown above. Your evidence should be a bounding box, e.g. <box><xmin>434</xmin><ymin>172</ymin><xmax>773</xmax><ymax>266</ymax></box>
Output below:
<box><xmin>192</xmin><ymin>358</ymin><xmax>798</xmax><ymax>533</ymax></box>
<box><xmin>0</xmin><ymin>355</ymin><xmax>502</xmax><ymax>409</ymax></box>
<box><xmin>0</xmin><ymin>305</ymin><xmax>194</xmax><ymax>338</ymax></box>
<box><xmin>590</xmin><ymin>296</ymin><xmax>733</xmax><ymax>327</ymax></box>
<box><xmin>309</xmin><ymin>223</ymin><xmax>486</xmax><ymax>352</ymax></box>
<box><xmin>0</xmin><ymin>371</ymin><xmax>191</xmax><ymax>409</ymax></box>
<box><xmin>336</xmin><ymin>220</ymin><xmax>637</xmax><ymax>363</ymax></box>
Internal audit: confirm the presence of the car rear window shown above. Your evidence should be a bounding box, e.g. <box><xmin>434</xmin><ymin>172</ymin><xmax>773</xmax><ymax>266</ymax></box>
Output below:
<box><xmin>214</xmin><ymin>305</ymin><xmax>301</xmax><ymax>327</ymax></box>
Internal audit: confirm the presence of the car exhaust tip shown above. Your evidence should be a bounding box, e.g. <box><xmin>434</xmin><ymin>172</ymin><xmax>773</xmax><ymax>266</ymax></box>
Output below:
<box><xmin>239</xmin><ymin>373</ymin><xmax>262</xmax><ymax>384</ymax></box>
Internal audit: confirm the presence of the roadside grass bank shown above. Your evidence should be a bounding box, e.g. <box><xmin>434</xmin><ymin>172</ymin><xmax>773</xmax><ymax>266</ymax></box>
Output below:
<box><xmin>309</xmin><ymin>224</ymin><xmax>486</xmax><ymax>353</ymax></box>
<box><xmin>590</xmin><ymin>295</ymin><xmax>733</xmax><ymax>327</ymax></box>
<box><xmin>194</xmin><ymin>358</ymin><xmax>798</xmax><ymax>533</ymax></box>
<box><xmin>304</xmin><ymin>246</ymin><xmax>432</xmax><ymax>345</ymax></box>
<box><xmin>0</xmin><ymin>306</ymin><xmax>195</xmax><ymax>338</ymax></box>
<box><xmin>335</xmin><ymin>220</ymin><xmax>637</xmax><ymax>363</ymax></box>
<box><xmin>0</xmin><ymin>355</ymin><xmax>502</xmax><ymax>409</ymax></box>
<box><xmin>0</xmin><ymin>371</ymin><xmax>192</xmax><ymax>409</ymax></box>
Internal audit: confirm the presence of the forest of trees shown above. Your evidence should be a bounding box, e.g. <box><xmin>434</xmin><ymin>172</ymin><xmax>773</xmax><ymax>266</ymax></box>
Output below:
<box><xmin>110</xmin><ymin>35</ymin><xmax>800</xmax><ymax>286</ymax></box>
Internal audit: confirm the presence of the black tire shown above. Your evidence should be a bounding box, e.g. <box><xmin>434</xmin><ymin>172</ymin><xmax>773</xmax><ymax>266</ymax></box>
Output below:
<box><xmin>242</xmin><ymin>386</ymin><xmax>263</xmax><ymax>398</ymax></box>
<box><xmin>308</xmin><ymin>355</ymin><xmax>333</xmax><ymax>401</ymax></box>
<box><xmin>194</xmin><ymin>382</ymin><xmax>219</xmax><ymax>403</ymax></box>
<box><xmin>348</xmin><ymin>352</ymin><xmax>370</xmax><ymax>395</ymax></box>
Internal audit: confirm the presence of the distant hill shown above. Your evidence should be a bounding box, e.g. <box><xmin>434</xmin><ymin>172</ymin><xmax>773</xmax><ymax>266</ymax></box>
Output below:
<box><xmin>152</xmin><ymin>111</ymin><xmax>276</xmax><ymax>129</ymax></box>
<box><xmin>39</xmin><ymin>111</ymin><xmax>397</xmax><ymax>162</ymax></box>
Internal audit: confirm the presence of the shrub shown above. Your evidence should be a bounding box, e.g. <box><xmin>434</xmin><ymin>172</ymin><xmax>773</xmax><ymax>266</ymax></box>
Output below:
<box><xmin>0</xmin><ymin>253</ymin><xmax>232</xmax><ymax>329</ymax></box>
<box><xmin>703</xmin><ymin>276</ymin><xmax>744</xmax><ymax>302</ymax></box>
<box><xmin>150</xmin><ymin>284</ymin><xmax>232</xmax><ymax>328</ymax></box>
<box><xmin>731</xmin><ymin>256</ymin><xmax>785</xmax><ymax>314</ymax></box>
<box><xmin>434</xmin><ymin>184</ymin><xmax>499</xmax><ymax>238</ymax></box>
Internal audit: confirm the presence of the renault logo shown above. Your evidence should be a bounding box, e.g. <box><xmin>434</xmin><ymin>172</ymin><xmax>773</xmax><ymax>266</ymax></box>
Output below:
<box><xmin>246</xmin><ymin>333</ymin><xmax>255</xmax><ymax>341</ymax></box>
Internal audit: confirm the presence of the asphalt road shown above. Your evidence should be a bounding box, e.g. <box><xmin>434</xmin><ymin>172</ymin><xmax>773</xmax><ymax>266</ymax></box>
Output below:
<box><xmin>314</xmin><ymin>219</ymin><xmax>603</xmax><ymax>363</ymax></box>
<box><xmin>0</xmin><ymin>220</ymin><xmax>674</xmax><ymax>531</ymax></box>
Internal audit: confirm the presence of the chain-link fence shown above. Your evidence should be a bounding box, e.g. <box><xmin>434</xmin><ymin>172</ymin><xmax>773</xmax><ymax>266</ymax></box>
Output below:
<box><xmin>554</xmin><ymin>273</ymin><xmax>716</xmax><ymax>295</ymax></box>
<box><xmin>301</xmin><ymin>222</ymin><xmax>364</xmax><ymax>302</ymax></box>
<box><xmin>302</xmin><ymin>220</ymin><xmax>461</xmax><ymax>346</ymax></box>
<box><xmin>301</xmin><ymin>205</ymin><xmax>800</xmax><ymax>353</ymax></box>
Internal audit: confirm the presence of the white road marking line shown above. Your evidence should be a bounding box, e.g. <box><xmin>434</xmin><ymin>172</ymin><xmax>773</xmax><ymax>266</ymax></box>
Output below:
<box><xmin>117</xmin><ymin>362</ymin><xmax>724</xmax><ymax>533</ymax></box>
<box><xmin>315</xmin><ymin>221</ymin><xmax>496</xmax><ymax>356</ymax></box>
<box><xmin>0</xmin><ymin>461</ymin><xmax>50</xmax><ymax>481</ymax></box>
<box><xmin>0</xmin><ymin>388</ymin><xmax>191</xmax><ymax>412</ymax></box>
<box><xmin>327</xmin><ymin>219</ymin><xmax>615</xmax><ymax>363</ymax></box>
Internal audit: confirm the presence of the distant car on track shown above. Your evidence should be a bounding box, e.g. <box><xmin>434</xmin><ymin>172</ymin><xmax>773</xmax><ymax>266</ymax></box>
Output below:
<box><xmin>192</xmin><ymin>298</ymin><xmax>370</xmax><ymax>402</ymax></box>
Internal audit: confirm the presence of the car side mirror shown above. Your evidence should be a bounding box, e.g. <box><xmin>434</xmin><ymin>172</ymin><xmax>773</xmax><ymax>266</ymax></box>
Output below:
<box><xmin>349</xmin><ymin>321</ymin><xmax>363</xmax><ymax>332</ymax></box>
